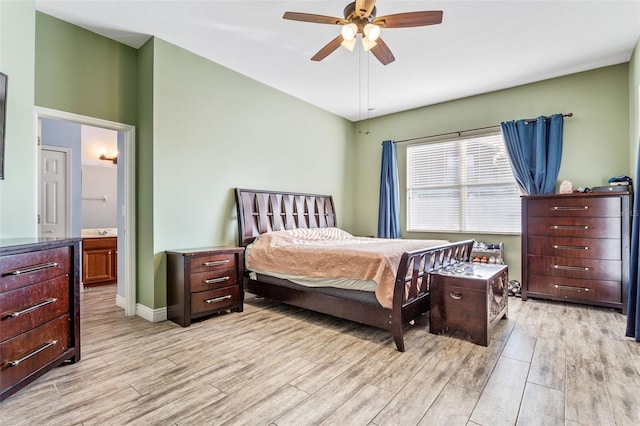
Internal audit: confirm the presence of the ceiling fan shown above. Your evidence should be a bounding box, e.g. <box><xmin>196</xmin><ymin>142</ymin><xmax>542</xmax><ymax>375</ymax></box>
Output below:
<box><xmin>283</xmin><ymin>0</ymin><xmax>443</xmax><ymax>65</ymax></box>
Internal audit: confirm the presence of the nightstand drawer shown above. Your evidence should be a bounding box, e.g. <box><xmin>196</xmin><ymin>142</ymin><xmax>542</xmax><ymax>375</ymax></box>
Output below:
<box><xmin>190</xmin><ymin>268</ymin><xmax>237</xmax><ymax>293</ymax></box>
<box><xmin>191</xmin><ymin>286</ymin><xmax>240</xmax><ymax>315</ymax></box>
<box><xmin>189</xmin><ymin>253</ymin><xmax>235</xmax><ymax>273</ymax></box>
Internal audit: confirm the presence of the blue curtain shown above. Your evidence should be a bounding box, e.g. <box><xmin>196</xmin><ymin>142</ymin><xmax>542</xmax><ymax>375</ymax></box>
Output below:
<box><xmin>500</xmin><ymin>114</ymin><xmax>564</xmax><ymax>194</ymax></box>
<box><xmin>377</xmin><ymin>140</ymin><xmax>401</xmax><ymax>238</ymax></box>
<box><xmin>626</xmin><ymin>145</ymin><xmax>640</xmax><ymax>341</ymax></box>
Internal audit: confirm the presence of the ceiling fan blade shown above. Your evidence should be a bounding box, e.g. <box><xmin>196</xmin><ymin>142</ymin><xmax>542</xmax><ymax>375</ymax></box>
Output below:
<box><xmin>311</xmin><ymin>35</ymin><xmax>344</xmax><ymax>61</ymax></box>
<box><xmin>373</xmin><ymin>11</ymin><xmax>443</xmax><ymax>28</ymax></box>
<box><xmin>355</xmin><ymin>0</ymin><xmax>377</xmax><ymax>18</ymax></box>
<box><xmin>370</xmin><ymin>38</ymin><xmax>395</xmax><ymax>65</ymax></box>
<box><xmin>283</xmin><ymin>12</ymin><xmax>346</xmax><ymax>25</ymax></box>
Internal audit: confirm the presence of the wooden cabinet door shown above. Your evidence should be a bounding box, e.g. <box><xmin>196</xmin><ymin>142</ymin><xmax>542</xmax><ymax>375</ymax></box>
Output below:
<box><xmin>82</xmin><ymin>238</ymin><xmax>117</xmax><ymax>285</ymax></box>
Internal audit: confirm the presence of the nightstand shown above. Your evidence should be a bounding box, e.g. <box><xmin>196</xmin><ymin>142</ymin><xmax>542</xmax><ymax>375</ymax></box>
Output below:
<box><xmin>166</xmin><ymin>246</ymin><xmax>244</xmax><ymax>327</ymax></box>
<box><xmin>429</xmin><ymin>263</ymin><xmax>508</xmax><ymax>346</ymax></box>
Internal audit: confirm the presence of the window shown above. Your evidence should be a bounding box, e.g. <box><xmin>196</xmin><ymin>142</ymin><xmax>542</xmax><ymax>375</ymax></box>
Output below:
<box><xmin>407</xmin><ymin>132</ymin><xmax>521</xmax><ymax>234</ymax></box>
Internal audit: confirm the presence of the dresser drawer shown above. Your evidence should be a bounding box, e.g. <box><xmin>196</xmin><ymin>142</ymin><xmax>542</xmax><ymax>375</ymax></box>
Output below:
<box><xmin>527</xmin><ymin>217</ymin><xmax>620</xmax><ymax>238</ymax></box>
<box><xmin>0</xmin><ymin>314</ymin><xmax>70</xmax><ymax>394</ymax></box>
<box><xmin>0</xmin><ymin>275</ymin><xmax>70</xmax><ymax>342</ymax></box>
<box><xmin>527</xmin><ymin>255</ymin><xmax>621</xmax><ymax>281</ymax></box>
<box><xmin>527</xmin><ymin>274</ymin><xmax>621</xmax><ymax>304</ymax></box>
<box><xmin>190</xmin><ymin>268</ymin><xmax>237</xmax><ymax>293</ymax></box>
<box><xmin>189</xmin><ymin>253</ymin><xmax>236</xmax><ymax>274</ymax></box>
<box><xmin>191</xmin><ymin>286</ymin><xmax>240</xmax><ymax>316</ymax></box>
<box><xmin>527</xmin><ymin>236</ymin><xmax>621</xmax><ymax>260</ymax></box>
<box><xmin>0</xmin><ymin>247</ymin><xmax>71</xmax><ymax>292</ymax></box>
<box><xmin>526</xmin><ymin>197</ymin><xmax>621</xmax><ymax>218</ymax></box>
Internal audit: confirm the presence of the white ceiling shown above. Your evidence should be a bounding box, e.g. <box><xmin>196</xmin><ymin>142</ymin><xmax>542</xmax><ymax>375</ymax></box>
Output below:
<box><xmin>35</xmin><ymin>0</ymin><xmax>640</xmax><ymax>122</ymax></box>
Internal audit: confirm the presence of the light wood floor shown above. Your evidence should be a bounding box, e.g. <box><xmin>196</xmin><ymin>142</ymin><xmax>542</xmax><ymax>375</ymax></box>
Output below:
<box><xmin>2</xmin><ymin>285</ymin><xmax>639</xmax><ymax>425</ymax></box>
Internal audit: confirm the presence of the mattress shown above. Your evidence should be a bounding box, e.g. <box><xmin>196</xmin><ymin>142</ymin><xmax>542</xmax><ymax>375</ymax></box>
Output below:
<box><xmin>245</xmin><ymin>227</ymin><xmax>449</xmax><ymax>309</ymax></box>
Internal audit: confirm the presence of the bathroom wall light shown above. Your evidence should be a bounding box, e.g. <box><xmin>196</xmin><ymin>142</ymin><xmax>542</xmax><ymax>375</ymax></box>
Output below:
<box><xmin>99</xmin><ymin>150</ymin><xmax>118</xmax><ymax>164</ymax></box>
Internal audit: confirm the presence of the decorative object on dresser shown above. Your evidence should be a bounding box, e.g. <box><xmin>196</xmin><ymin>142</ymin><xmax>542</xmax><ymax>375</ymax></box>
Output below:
<box><xmin>82</xmin><ymin>236</ymin><xmax>117</xmax><ymax>287</ymax></box>
<box><xmin>430</xmin><ymin>263</ymin><xmax>508</xmax><ymax>346</ymax></box>
<box><xmin>0</xmin><ymin>238</ymin><xmax>81</xmax><ymax>402</ymax></box>
<box><xmin>521</xmin><ymin>192</ymin><xmax>630</xmax><ymax>313</ymax></box>
<box><xmin>166</xmin><ymin>247</ymin><xmax>245</xmax><ymax>327</ymax></box>
<box><xmin>235</xmin><ymin>188</ymin><xmax>475</xmax><ymax>352</ymax></box>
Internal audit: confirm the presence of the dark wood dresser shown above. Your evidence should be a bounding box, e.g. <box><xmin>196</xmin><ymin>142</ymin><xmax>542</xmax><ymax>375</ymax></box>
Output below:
<box><xmin>0</xmin><ymin>238</ymin><xmax>81</xmax><ymax>401</ymax></box>
<box><xmin>521</xmin><ymin>192</ymin><xmax>630</xmax><ymax>313</ymax></box>
<box><xmin>166</xmin><ymin>247</ymin><xmax>244</xmax><ymax>327</ymax></box>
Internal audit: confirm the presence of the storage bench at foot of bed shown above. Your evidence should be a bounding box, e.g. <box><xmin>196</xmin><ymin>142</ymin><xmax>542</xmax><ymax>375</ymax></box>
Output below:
<box><xmin>429</xmin><ymin>264</ymin><xmax>509</xmax><ymax>346</ymax></box>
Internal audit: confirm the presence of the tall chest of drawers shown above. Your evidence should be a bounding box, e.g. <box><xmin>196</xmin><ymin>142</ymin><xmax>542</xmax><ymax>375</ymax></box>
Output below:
<box><xmin>0</xmin><ymin>238</ymin><xmax>81</xmax><ymax>401</ymax></box>
<box><xmin>521</xmin><ymin>193</ymin><xmax>630</xmax><ymax>313</ymax></box>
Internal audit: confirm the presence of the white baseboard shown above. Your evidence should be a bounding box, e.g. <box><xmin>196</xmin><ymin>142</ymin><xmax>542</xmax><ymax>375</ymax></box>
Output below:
<box><xmin>113</xmin><ymin>294</ymin><xmax>167</xmax><ymax>322</ymax></box>
<box><xmin>115</xmin><ymin>294</ymin><xmax>126</xmax><ymax>309</ymax></box>
<box><xmin>135</xmin><ymin>303</ymin><xmax>167</xmax><ymax>323</ymax></box>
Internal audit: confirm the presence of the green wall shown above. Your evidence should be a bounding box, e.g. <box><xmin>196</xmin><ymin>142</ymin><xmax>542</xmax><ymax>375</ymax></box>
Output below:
<box><xmin>148</xmin><ymin>38</ymin><xmax>354</xmax><ymax>308</ymax></box>
<box><xmin>136</xmin><ymin>39</ymin><xmax>156</xmax><ymax>309</ymax></box>
<box><xmin>29</xmin><ymin>15</ymin><xmax>355</xmax><ymax>311</ymax></box>
<box><xmin>353</xmin><ymin>64</ymin><xmax>630</xmax><ymax>282</ymax></box>
<box><xmin>34</xmin><ymin>12</ymin><xmax>138</xmax><ymax>125</ymax></box>
<box><xmin>0</xmin><ymin>0</ymin><xmax>36</xmax><ymax>238</ymax></box>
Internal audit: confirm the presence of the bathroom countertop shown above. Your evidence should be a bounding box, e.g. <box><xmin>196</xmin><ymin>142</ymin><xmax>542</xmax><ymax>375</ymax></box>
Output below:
<box><xmin>81</xmin><ymin>228</ymin><xmax>118</xmax><ymax>238</ymax></box>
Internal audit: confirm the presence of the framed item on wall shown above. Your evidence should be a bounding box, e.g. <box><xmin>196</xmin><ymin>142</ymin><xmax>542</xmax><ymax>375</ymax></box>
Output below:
<box><xmin>0</xmin><ymin>72</ymin><xmax>6</xmax><ymax>180</ymax></box>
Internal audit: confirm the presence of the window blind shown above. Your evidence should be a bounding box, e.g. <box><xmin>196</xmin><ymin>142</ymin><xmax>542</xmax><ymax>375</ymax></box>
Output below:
<box><xmin>407</xmin><ymin>132</ymin><xmax>521</xmax><ymax>234</ymax></box>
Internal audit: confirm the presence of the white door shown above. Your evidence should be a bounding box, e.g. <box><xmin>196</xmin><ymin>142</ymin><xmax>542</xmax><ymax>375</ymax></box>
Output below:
<box><xmin>39</xmin><ymin>147</ymin><xmax>70</xmax><ymax>237</ymax></box>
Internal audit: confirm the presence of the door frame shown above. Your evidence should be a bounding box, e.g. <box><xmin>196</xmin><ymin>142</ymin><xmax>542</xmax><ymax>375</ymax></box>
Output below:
<box><xmin>38</xmin><ymin>145</ymin><xmax>71</xmax><ymax>238</ymax></box>
<box><xmin>35</xmin><ymin>107</ymin><xmax>137</xmax><ymax>316</ymax></box>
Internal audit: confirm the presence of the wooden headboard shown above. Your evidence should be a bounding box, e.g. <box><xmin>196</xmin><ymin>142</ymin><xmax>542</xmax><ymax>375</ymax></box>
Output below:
<box><xmin>235</xmin><ymin>188</ymin><xmax>337</xmax><ymax>247</ymax></box>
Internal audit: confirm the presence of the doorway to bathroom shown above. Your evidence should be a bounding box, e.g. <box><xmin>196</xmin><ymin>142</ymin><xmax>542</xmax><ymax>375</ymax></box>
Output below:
<box><xmin>36</xmin><ymin>107</ymin><xmax>136</xmax><ymax>316</ymax></box>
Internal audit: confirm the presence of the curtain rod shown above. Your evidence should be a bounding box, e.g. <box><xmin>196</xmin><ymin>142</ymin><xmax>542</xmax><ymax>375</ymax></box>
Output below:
<box><xmin>392</xmin><ymin>113</ymin><xmax>573</xmax><ymax>144</ymax></box>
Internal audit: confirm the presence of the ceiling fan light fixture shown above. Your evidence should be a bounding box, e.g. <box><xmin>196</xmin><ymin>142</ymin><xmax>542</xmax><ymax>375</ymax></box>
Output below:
<box><xmin>340</xmin><ymin>22</ymin><xmax>358</xmax><ymax>40</ymax></box>
<box><xmin>341</xmin><ymin>37</ymin><xmax>356</xmax><ymax>51</ymax></box>
<box><xmin>361</xmin><ymin>36</ymin><xmax>377</xmax><ymax>51</ymax></box>
<box><xmin>363</xmin><ymin>23</ymin><xmax>381</xmax><ymax>41</ymax></box>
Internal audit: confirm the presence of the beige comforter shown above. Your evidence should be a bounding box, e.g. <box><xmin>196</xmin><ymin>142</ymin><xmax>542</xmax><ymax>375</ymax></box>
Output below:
<box><xmin>245</xmin><ymin>227</ymin><xmax>448</xmax><ymax>309</ymax></box>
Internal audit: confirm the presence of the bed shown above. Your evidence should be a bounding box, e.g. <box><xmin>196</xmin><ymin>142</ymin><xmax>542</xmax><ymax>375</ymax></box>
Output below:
<box><xmin>235</xmin><ymin>188</ymin><xmax>474</xmax><ymax>352</ymax></box>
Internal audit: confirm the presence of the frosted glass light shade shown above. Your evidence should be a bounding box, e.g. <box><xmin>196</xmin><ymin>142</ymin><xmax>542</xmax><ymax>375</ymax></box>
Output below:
<box><xmin>362</xmin><ymin>36</ymin><xmax>378</xmax><ymax>51</ymax></box>
<box><xmin>341</xmin><ymin>37</ymin><xmax>356</xmax><ymax>51</ymax></box>
<box><xmin>363</xmin><ymin>23</ymin><xmax>381</xmax><ymax>41</ymax></box>
<box><xmin>341</xmin><ymin>23</ymin><xmax>358</xmax><ymax>40</ymax></box>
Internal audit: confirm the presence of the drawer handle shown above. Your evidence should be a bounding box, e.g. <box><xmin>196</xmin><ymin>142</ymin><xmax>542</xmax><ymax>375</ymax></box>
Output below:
<box><xmin>552</xmin><ymin>206</ymin><xmax>589</xmax><ymax>211</ymax></box>
<box><xmin>552</xmin><ymin>264</ymin><xmax>590</xmax><ymax>271</ymax></box>
<box><xmin>203</xmin><ymin>260</ymin><xmax>230</xmax><ymax>267</ymax></box>
<box><xmin>4</xmin><ymin>262</ymin><xmax>59</xmax><ymax>276</ymax></box>
<box><xmin>205</xmin><ymin>295</ymin><xmax>232</xmax><ymax>304</ymax></box>
<box><xmin>553</xmin><ymin>245</ymin><xmax>589</xmax><ymax>250</ymax></box>
<box><xmin>449</xmin><ymin>292</ymin><xmax>463</xmax><ymax>300</ymax></box>
<box><xmin>2</xmin><ymin>298</ymin><xmax>58</xmax><ymax>320</ymax></box>
<box><xmin>554</xmin><ymin>284</ymin><xmax>590</xmax><ymax>292</ymax></box>
<box><xmin>551</xmin><ymin>225</ymin><xmax>589</xmax><ymax>230</ymax></box>
<box><xmin>3</xmin><ymin>340</ymin><xmax>58</xmax><ymax>368</ymax></box>
<box><xmin>204</xmin><ymin>276</ymin><xmax>230</xmax><ymax>284</ymax></box>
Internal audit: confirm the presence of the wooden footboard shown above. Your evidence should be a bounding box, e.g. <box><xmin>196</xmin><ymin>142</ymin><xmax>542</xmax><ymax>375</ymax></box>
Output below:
<box><xmin>390</xmin><ymin>240</ymin><xmax>475</xmax><ymax>351</ymax></box>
